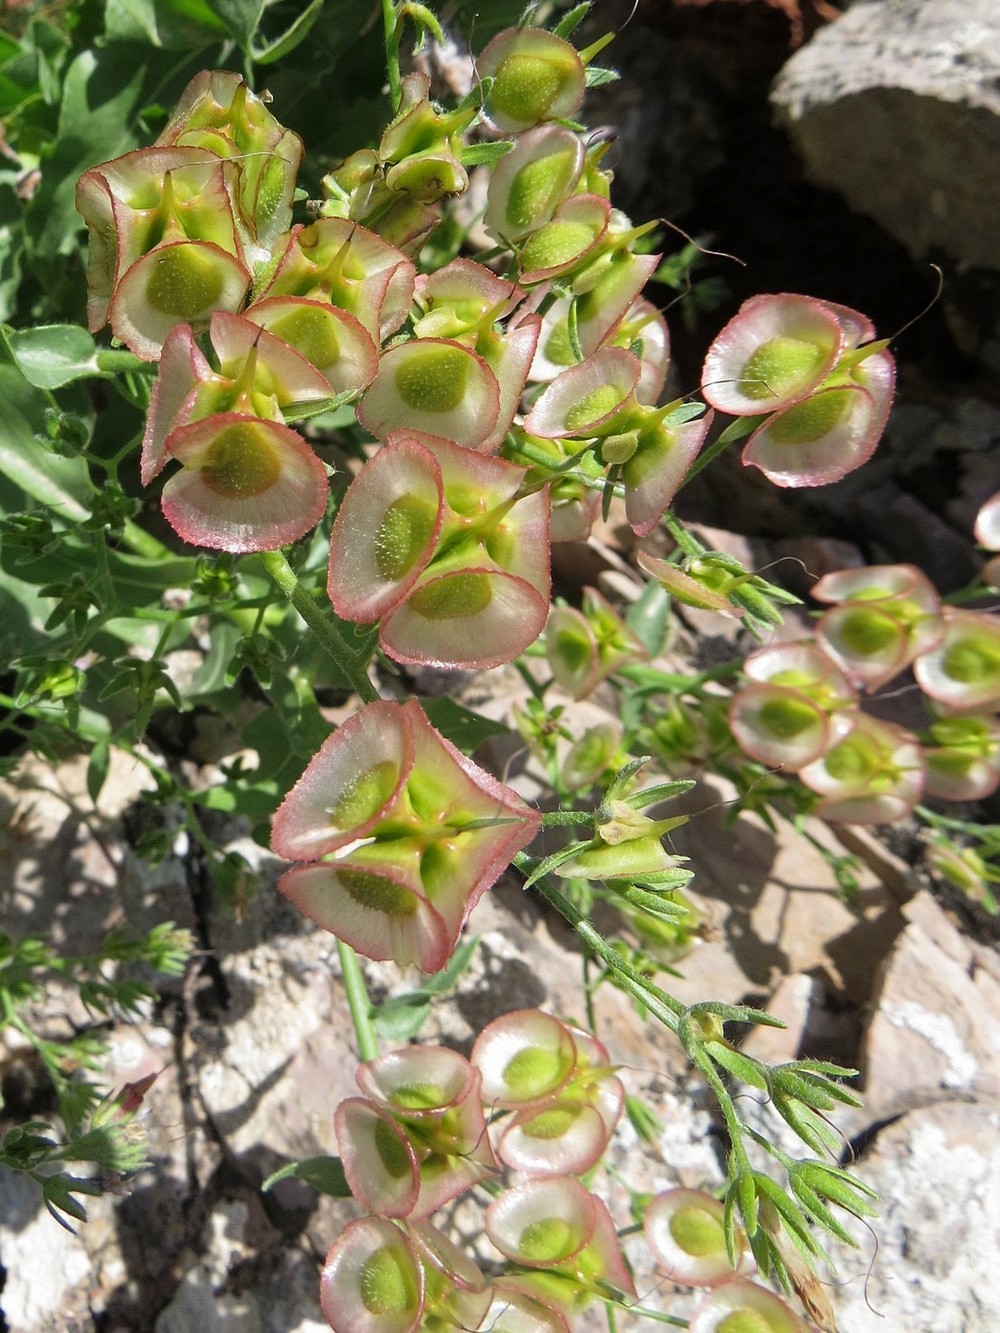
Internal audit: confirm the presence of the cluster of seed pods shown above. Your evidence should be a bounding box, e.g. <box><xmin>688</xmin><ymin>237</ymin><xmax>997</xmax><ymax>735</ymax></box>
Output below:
<box><xmin>77</xmin><ymin>17</ymin><xmax>903</xmax><ymax>677</ymax></box>
<box><xmin>728</xmin><ymin>545</ymin><xmax>1000</xmax><ymax>818</ymax></box>
<box><xmin>321</xmin><ymin>1007</ymin><xmax>807</xmax><ymax>1332</ymax></box>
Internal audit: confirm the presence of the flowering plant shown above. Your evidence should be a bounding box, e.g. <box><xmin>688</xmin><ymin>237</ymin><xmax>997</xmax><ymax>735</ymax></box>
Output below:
<box><xmin>3</xmin><ymin>1</ymin><xmax>992</xmax><ymax>1327</ymax></box>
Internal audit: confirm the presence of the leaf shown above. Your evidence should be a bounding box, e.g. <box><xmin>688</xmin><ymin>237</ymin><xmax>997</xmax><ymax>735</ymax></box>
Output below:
<box><xmin>207</xmin><ymin>0</ymin><xmax>265</xmax><ymax>50</ymax></box>
<box><xmin>261</xmin><ymin>1154</ymin><xmax>350</xmax><ymax>1197</ymax></box>
<box><xmin>584</xmin><ymin>65</ymin><xmax>619</xmax><ymax>88</ymax></box>
<box><xmin>251</xmin><ymin>0</ymin><xmax>326</xmax><ymax>64</ymax></box>
<box><xmin>625</xmin><ymin>578</ymin><xmax>672</xmax><ymax>656</ymax></box>
<box><xmin>373</xmin><ymin>936</ymin><xmax>479</xmax><ymax>1039</ymax></box>
<box><xmin>7</xmin><ymin>325</ymin><xmax>100</xmax><ymax>389</ymax></box>
<box><xmin>553</xmin><ymin>3</ymin><xmax>592</xmax><ymax>39</ymax></box>
<box><xmin>104</xmin><ymin>0</ymin><xmax>230</xmax><ymax>47</ymax></box>
<box><xmin>0</xmin><ymin>363</ymin><xmax>92</xmax><ymax>519</ymax></box>
<box><xmin>27</xmin><ymin>47</ymin><xmax>150</xmax><ymax>261</ymax></box>
<box><xmin>87</xmin><ymin>742</ymin><xmax>111</xmax><ymax>804</ymax></box>
<box><xmin>419</xmin><ymin>697</ymin><xmax>511</xmax><ymax>755</ymax></box>
<box><xmin>460</xmin><ymin>140</ymin><xmax>515</xmax><ymax>167</ymax></box>
<box><xmin>705</xmin><ymin>1041</ymin><xmax>769</xmax><ymax>1091</ymax></box>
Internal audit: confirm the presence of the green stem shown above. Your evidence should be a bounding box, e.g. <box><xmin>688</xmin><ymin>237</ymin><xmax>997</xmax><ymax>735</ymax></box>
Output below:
<box><xmin>338</xmin><ymin>940</ymin><xmax>379</xmax><ymax>1062</ymax></box>
<box><xmin>120</xmin><ymin>520</ymin><xmax>172</xmax><ymax>561</ymax></box>
<box><xmin>96</xmin><ymin>350</ymin><xmax>149</xmax><ymax>375</ymax></box>
<box><xmin>382</xmin><ymin>0</ymin><xmax>402</xmax><ymax>112</ymax></box>
<box><xmin>522</xmin><ymin>865</ymin><xmax>683</xmax><ymax>1032</ymax></box>
<box><xmin>260</xmin><ymin>549</ymin><xmax>380</xmax><ymax>704</ymax></box>
<box><xmin>677</xmin><ymin>414</ymin><xmax>757</xmax><ymax>489</ymax></box>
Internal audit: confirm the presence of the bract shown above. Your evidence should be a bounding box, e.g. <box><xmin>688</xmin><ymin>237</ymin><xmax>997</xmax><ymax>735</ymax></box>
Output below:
<box><xmin>644</xmin><ymin>1188</ymin><xmax>750</xmax><ymax>1287</ymax></box>
<box><xmin>160</xmin><ymin>412</ymin><xmax>327</xmax><ymax>552</ymax></box>
<box><xmin>320</xmin><ymin>1218</ymin><xmax>424</xmax><ymax>1333</ymax></box>
<box><xmin>702</xmin><ymin>293</ymin><xmax>845</xmax><ymax>417</ymax></box>
<box><xmin>913</xmin><ymin>608</ymin><xmax>1000</xmax><ymax>712</ymax></box>
<box><xmin>479</xmin><ymin>28</ymin><xmax>586</xmax><ymax>134</ymax></box>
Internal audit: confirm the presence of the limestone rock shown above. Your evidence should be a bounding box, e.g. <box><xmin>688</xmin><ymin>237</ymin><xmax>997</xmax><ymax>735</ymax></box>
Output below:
<box><xmin>828</xmin><ymin>1102</ymin><xmax>1000</xmax><ymax>1332</ymax></box>
<box><xmin>771</xmin><ymin>0</ymin><xmax>1000</xmax><ymax>271</ymax></box>
<box><xmin>859</xmin><ymin>892</ymin><xmax>1000</xmax><ymax>1124</ymax></box>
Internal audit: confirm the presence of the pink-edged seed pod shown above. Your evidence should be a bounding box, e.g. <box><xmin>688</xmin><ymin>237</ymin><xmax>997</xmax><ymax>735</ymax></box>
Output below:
<box><xmin>687</xmin><ymin>1277</ymin><xmax>807</xmax><ymax>1332</ymax></box>
<box><xmin>160</xmin><ymin>412</ymin><xmax>327</xmax><ymax>553</ymax></box>
<box><xmin>485</xmin><ymin>124</ymin><xmax>585</xmax><ymax>246</ymax></box>
<box><xmin>644</xmin><ymin>1188</ymin><xmax>751</xmax><ymax>1287</ymax></box>
<box><xmin>356</xmin><ymin>338</ymin><xmax>501</xmax><ymax>450</ymax></box>
<box><xmin>473</xmin><ymin>1009</ymin><xmax>579</xmax><ymax>1110</ymax></box>
<box><xmin>701</xmin><ymin>293</ymin><xmax>846</xmax><ymax>417</ymax></box>
<box><xmin>798</xmin><ymin>713</ymin><xmax>924</xmax><ymax>824</ymax></box>
<box><xmin>729</xmin><ymin>683</ymin><xmax>849</xmax><ymax>773</ymax></box>
<box><xmin>478</xmin><ymin>27</ymin><xmax>586</xmax><ymax>134</ymax></box>
<box><xmin>320</xmin><ymin>1217</ymin><xmax>424</xmax><ymax>1333</ymax></box>
<box><xmin>913</xmin><ymin>608</ymin><xmax>1000</xmax><ymax>713</ymax></box>
<box><xmin>923</xmin><ymin>713</ymin><xmax>1000</xmax><ymax>802</ymax></box>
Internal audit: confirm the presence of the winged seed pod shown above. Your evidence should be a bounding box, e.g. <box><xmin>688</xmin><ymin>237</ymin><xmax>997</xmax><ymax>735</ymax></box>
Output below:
<box><xmin>644</xmin><ymin>1187</ymin><xmax>752</xmax><ymax>1287</ymax></box>
<box><xmin>798</xmin><ymin>713</ymin><xmax>924</xmax><ymax>824</ymax></box>
<box><xmin>337</xmin><ymin>1046</ymin><xmax>497</xmax><ymax>1218</ymax></box>
<box><xmin>687</xmin><ymin>1278</ymin><xmax>807</xmax><ymax>1332</ymax></box>
<box><xmin>271</xmin><ymin>701</ymin><xmax>540</xmax><ymax>970</ymax></box>
<box><xmin>327</xmin><ymin>432</ymin><xmax>550</xmax><ymax>669</ymax></box>
<box><xmin>702</xmin><ymin>293</ymin><xmax>895</xmax><ymax>487</ymax></box>
<box><xmin>813</xmin><ymin>563</ymin><xmax>944</xmax><ymax>690</ymax></box>
<box><xmin>75</xmin><ymin>148</ymin><xmax>252</xmax><ymax>359</ymax></box>
<box><xmin>478</xmin><ymin>27</ymin><xmax>586</xmax><ymax>134</ymax></box>
<box><xmin>922</xmin><ymin>713</ymin><xmax>1000</xmax><ymax>801</ymax></box>
<box><xmin>485</xmin><ymin>1176</ymin><xmax>636</xmax><ymax>1304</ymax></box>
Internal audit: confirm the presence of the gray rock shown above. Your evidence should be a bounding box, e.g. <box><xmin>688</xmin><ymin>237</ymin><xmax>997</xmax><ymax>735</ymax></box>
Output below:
<box><xmin>827</xmin><ymin>1102</ymin><xmax>1000</xmax><ymax>1332</ymax></box>
<box><xmin>858</xmin><ymin>893</ymin><xmax>1000</xmax><ymax>1125</ymax></box>
<box><xmin>771</xmin><ymin>0</ymin><xmax>1000</xmax><ymax>271</ymax></box>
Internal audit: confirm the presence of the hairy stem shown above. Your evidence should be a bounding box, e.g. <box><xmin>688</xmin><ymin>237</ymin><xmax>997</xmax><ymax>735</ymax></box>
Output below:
<box><xmin>261</xmin><ymin>549</ymin><xmax>380</xmax><ymax>704</ymax></box>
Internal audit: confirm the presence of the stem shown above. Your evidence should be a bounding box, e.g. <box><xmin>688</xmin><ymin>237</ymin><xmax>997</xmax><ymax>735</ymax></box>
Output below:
<box><xmin>677</xmin><ymin>414</ymin><xmax>757</xmax><ymax>489</ymax></box>
<box><xmin>261</xmin><ymin>549</ymin><xmax>380</xmax><ymax>704</ymax></box>
<box><xmin>522</xmin><ymin>865</ymin><xmax>683</xmax><ymax>1032</ymax></box>
<box><xmin>120</xmin><ymin>520</ymin><xmax>172</xmax><ymax>561</ymax></box>
<box><xmin>382</xmin><ymin>0</ymin><xmax>402</xmax><ymax>112</ymax></box>
<box><xmin>338</xmin><ymin>940</ymin><xmax>379</xmax><ymax>1062</ymax></box>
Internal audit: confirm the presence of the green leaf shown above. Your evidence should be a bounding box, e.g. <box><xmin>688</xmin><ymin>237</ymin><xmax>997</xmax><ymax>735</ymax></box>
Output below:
<box><xmin>261</xmin><ymin>1154</ymin><xmax>350</xmax><ymax>1197</ymax></box>
<box><xmin>419</xmin><ymin>697</ymin><xmax>510</xmax><ymax>755</ymax></box>
<box><xmin>460</xmin><ymin>140</ymin><xmax>514</xmax><ymax>167</ymax></box>
<box><xmin>27</xmin><ymin>47</ymin><xmax>151</xmax><ymax>262</ymax></box>
<box><xmin>0</xmin><ymin>364</ymin><xmax>92</xmax><ymax>519</ymax></box>
<box><xmin>104</xmin><ymin>0</ymin><xmax>230</xmax><ymax>47</ymax></box>
<box><xmin>251</xmin><ymin>0</ymin><xmax>326</xmax><ymax>64</ymax></box>
<box><xmin>583</xmin><ymin>65</ymin><xmax>619</xmax><ymax>88</ymax></box>
<box><xmin>87</xmin><ymin>741</ymin><xmax>111</xmax><ymax>804</ymax></box>
<box><xmin>372</xmin><ymin>936</ymin><xmax>479</xmax><ymax>1040</ymax></box>
<box><xmin>705</xmin><ymin>1041</ymin><xmax>769</xmax><ymax>1092</ymax></box>
<box><xmin>552</xmin><ymin>3</ymin><xmax>591</xmax><ymax>39</ymax></box>
<box><xmin>625</xmin><ymin>578</ymin><xmax>672</xmax><ymax>656</ymax></box>
<box><xmin>7</xmin><ymin>325</ymin><xmax>100</xmax><ymax>389</ymax></box>
<box><xmin>207</xmin><ymin>0</ymin><xmax>265</xmax><ymax>49</ymax></box>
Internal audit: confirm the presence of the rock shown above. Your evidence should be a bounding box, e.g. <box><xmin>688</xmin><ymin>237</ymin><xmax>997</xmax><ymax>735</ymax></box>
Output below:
<box><xmin>771</xmin><ymin>0</ymin><xmax>1000</xmax><ymax>272</ymax></box>
<box><xmin>0</xmin><ymin>1166</ymin><xmax>97</xmax><ymax>1330</ymax></box>
<box><xmin>828</xmin><ymin>1102</ymin><xmax>1000</xmax><ymax>1332</ymax></box>
<box><xmin>858</xmin><ymin>893</ymin><xmax>1000</xmax><ymax>1125</ymax></box>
